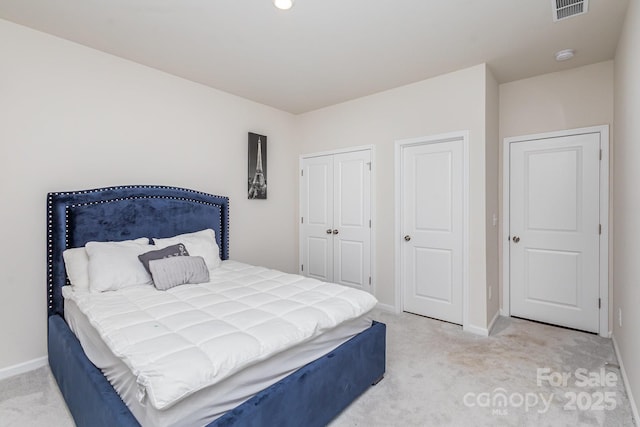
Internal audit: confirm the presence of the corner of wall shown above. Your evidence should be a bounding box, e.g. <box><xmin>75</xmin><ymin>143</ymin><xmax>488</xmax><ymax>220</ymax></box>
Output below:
<box><xmin>485</xmin><ymin>65</ymin><xmax>501</xmax><ymax>326</ymax></box>
<box><xmin>612</xmin><ymin>0</ymin><xmax>640</xmax><ymax>424</ymax></box>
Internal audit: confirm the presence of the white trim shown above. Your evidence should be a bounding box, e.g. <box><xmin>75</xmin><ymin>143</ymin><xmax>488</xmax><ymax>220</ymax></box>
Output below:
<box><xmin>467</xmin><ymin>310</ymin><xmax>500</xmax><ymax>336</ymax></box>
<box><xmin>501</xmin><ymin>125</ymin><xmax>609</xmax><ymax>337</ymax></box>
<box><xmin>300</xmin><ymin>144</ymin><xmax>374</xmax><ymax>160</ymax></box>
<box><xmin>502</xmin><ymin>134</ymin><xmax>511</xmax><ymax>317</ymax></box>
<box><xmin>394</xmin><ymin>131</ymin><xmax>470</xmax><ymax>330</ymax></box>
<box><xmin>298</xmin><ymin>145</ymin><xmax>376</xmax><ymax>295</ymax></box>
<box><xmin>612</xmin><ymin>335</ymin><xmax>640</xmax><ymax>425</ymax></box>
<box><xmin>487</xmin><ymin>310</ymin><xmax>500</xmax><ymax>335</ymax></box>
<box><xmin>370</xmin><ymin>145</ymin><xmax>377</xmax><ymax>296</ymax></box>
<box><xmin>463</xmin><ymin>323</ymin><xmax>489</xmax><ymax>337</ymax></box>
<box><xmin>298</xmin><ymin>155</ymin><xmax>304</xmax><ymax>276</ymax></box>
<box><xmin>0</xmin><ymin>356</ymin><xmax>48</xmax><ymax>381</ymax></box>
<box><xmin>394</xmin><ymin>141</ymin><xmax>403</xmax><ymax>315</ymax></box>
<box><xmin>599</xmin><ymin>126</ymin><xmax>610</xmax><ymax>337</ymax></box>
<box><xmin>375</xmin><ymin>303</ymin><xmax>396</xmax><ymax>313</ymax></box>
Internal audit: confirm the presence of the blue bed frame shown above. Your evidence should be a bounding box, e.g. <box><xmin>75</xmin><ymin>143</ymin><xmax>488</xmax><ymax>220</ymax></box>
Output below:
<box><xmin>47</xmin><ymin>185</ymin><xmax>386</xmax><ymax>427</ymax></box>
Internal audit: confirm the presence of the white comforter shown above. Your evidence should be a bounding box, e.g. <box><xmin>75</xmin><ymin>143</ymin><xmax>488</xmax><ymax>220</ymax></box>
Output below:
<box><xmin>62</xmin><ymin>260</ymin><xmax>377</xmax><ymax>410</ymax></box>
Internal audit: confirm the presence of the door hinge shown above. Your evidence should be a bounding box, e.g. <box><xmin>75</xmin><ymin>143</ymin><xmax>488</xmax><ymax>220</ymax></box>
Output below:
<box><xmin>301</xmin><ymin>264</ymin><xmax>304</xmax><ymax>272</ymax></box>
<box><xmin>598</xmin><ymin>298</ymin><xmax>601</xmax><ymax>309</ymax></box>
<box><xmin>368</xmin><ymin>276</ymin><xmax>371</xmax><ymax>285</ymax></box>
<box><xmin>301</xmin><ymin>217</ymin><xmax>304</xmax><ymax>224</ymax></box>
<box><xmin>369</xmin><ymin>219</ymin><xmax>371</xmax><ymax>228</ymax></box>
<box><xmin>600</xmin><ymin>149</ymin><xmax>603</xmax><ymax>160</ymax></box>
<box><xmin>599</xmin><ymin>224</ymin><xmax>602</xmax><ymax>235</ymax></box>
<box><xmin>301</xmin><ymin>169</ymin><xmax>304</xmax><ymax>176</ymax></box>
<box><xmin>367</xmin><ymin>162</ymin><xmax>371</xmax><ymax>171</ymax></box>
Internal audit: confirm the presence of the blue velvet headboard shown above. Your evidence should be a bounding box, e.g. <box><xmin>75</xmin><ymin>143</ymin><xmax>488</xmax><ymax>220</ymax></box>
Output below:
<box><xmin>47</xmin><ymin>185</ymin><xmax>229</xmax><ymax>317</ymax></box>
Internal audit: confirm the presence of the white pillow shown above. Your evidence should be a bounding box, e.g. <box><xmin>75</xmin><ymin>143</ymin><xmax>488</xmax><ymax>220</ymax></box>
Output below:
<box><xmin>85</xmin><ymin>238</ymin><xmax>153</xmax><ymax>292</ymax></box>
<box><xmin>63</xmin><ymin>247</ymin><xmax>90</xmax><ymax>290</ymax></box>
<box><xmin>153</xmin><ymin>229</ymin><xmax>221</xmax><ymax>270</ymax></box>
<box><xmin>63</xmin><ymin>237</ymin><xmax>149</xmax><ymax>290</ymax></box>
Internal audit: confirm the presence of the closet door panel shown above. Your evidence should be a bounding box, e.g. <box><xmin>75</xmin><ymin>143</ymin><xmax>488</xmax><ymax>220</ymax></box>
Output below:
<box><xmin>301</xmin><ymin>156</ymin><xmax>334</xmax><ymax>282</ymax></box>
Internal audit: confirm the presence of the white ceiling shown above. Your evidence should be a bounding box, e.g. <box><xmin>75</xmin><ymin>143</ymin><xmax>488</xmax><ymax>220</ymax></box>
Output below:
<box><xmin>0</xmin><ymin>0</ymin><xmax>630</xmax><ymax>114</ymax></box>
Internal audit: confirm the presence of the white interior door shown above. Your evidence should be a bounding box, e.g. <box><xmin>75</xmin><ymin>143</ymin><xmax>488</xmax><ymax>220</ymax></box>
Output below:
<box><xmin>301</xmin><ymin>155</ymin><xmax>334</xmax><ymax>282</ymax></box>
<box><xmin>509</xmin><ymin>133</ymin><xmax>600</xmax><ymax>333</ymax></box>
<box><xmin>401</xmin><ymin>139</ymin><xmax>463</xmax><ymax>324</ymax></box>
<box><xmin>333</xmin><ymin>150</ymin><xmax>371</xmax><ymax>290</ymax></box>
<box><xmin>301</xmin><ymin>149</ymin><xmax>372</xmax><ymax>292</ymax></box>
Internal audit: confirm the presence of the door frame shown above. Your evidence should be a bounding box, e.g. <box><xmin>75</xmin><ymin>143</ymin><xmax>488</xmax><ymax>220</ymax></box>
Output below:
<box><xmin>394</xmin><ymin>131</ymin><xmax>470</xmax><ymax>330</ymax></box>
<box><xmin>299</xmin><ymin>144</ymin><xmax>376</xmax><ymax>294</ymax></box>
<box><xmin>501</xmin><ymin>125</ymin><xmax>609</xmax><ymax>337</ymax></box>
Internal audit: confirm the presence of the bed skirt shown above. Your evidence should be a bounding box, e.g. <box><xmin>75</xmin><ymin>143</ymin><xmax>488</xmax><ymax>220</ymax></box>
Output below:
<box><xmin>48</xmin><ymin>314</ymin><xmax>386</xmax><ymax>427</ymax></box>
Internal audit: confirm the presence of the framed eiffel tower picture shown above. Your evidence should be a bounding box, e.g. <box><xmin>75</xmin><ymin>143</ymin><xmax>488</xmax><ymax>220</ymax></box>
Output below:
<box><xmin>248</xmin><ymin>132</ymin><xmax>267</xmax><ymax>199</ymax></box>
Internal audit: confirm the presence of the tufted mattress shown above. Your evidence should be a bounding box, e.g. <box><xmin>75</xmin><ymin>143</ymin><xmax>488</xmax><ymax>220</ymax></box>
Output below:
<box><xmin>63</xmin><ymin>260</ymin><xmax>377</xmax><ymax>427</ymax></box>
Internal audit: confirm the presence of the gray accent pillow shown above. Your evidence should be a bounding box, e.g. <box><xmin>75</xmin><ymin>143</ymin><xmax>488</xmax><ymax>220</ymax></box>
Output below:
<box><xmin>148</xmin><ymin>256</ymin><xmax>210</xmax><ymax>291</ymax></box>
<box><xmin>138</xmin><ymin>243</ymin><xmax>189</xmax><ymax>275</ymax></box>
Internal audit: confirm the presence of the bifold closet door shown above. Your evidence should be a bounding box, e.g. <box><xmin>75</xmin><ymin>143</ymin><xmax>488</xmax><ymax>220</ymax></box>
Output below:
<box><xmin>332</xmin><ymin>150</ymin><xmax>371</xmax><ymax>290</ymax></box>
<box><xmin>300</xmin><ymin>155</ymin><xmax>334</xmax><ymax>282</ymax></box>
<box><xmin>301</xmin><ymin>150</ymin><xmax>372</xmax><ymax>292</ymax></box>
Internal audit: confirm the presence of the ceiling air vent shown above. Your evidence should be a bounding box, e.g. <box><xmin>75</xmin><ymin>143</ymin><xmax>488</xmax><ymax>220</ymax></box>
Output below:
<box><xmin>552</xmin><ymin>0</ymin><xmax>589</xmax><ymax>21</ymax></box>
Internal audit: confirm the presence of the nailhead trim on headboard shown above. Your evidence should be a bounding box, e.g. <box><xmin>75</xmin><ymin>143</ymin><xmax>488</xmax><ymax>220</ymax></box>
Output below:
<box><xmin>47</xmin><ymin>193</ymin><xmax>54</xmax><ymax>311</ymax></box>
<box><xmin>47</xmin><ymin>185</ymin><xmax>230</xmax><ymax>314</ymax></box>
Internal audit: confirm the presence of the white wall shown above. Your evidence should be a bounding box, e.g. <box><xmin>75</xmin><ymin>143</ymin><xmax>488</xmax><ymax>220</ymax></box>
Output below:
<box><xmin>500</xmin><ymin>61</ymin><xmax>614</xmax><ymax>139</ymax></box>
<box><xmin>498</xmin><ymin>61</ymin><xmax>614</xmax><ymax>321</ymax></box>
<box><xmin>0</xmin><ymin>19</ymin><xmax>299</xmax><ymax>371</ymax></box>
<box><xmin>613</xmin><ymin>0</ymin><xmax>640</xmax><ymax>420</ymax></box>
<box><xmin>297</xmin><ymin>64</ymin><xmax>491</xmax><ymax>331</ymax></box>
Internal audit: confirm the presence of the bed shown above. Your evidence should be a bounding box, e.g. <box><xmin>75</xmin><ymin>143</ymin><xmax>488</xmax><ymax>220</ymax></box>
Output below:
<box><xmin>47</xmin><ymin>185</ymin><xmax>386</xmax><ymax>427</ymax></box>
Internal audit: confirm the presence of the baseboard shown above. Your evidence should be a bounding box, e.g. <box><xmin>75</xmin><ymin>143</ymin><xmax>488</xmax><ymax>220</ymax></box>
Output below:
<box><xmin>612</xmin><ymin>335</ymin><xmax>640</xmax><ymax>425</ymax></box>
<box><xmin>463</xmin><ymin>323</ymin><xmax>489</xmax><ymax>336</ymax></box>
<box><xmin>500</xmin><ymin>308</ymin><xmax>509</xmax><ymax>316</ymax></box>
<box><xmin>487</xmin><ymin>310</ymin><xmax>500</xmax><ymax>335</ymax></box>
<box><xmin>0</xmin><ymin>356</ymin><xmax>48</xmax><ymax>381</ymax></box>
<box><xmin>375</xmin><ymin>303</ymin><xmax>396</xmax><ymax>313</ymax></box>
<box><xmin>462</xmin><ymin>310</ymin><xmax>501</xmax><ymax>337</ymax></box>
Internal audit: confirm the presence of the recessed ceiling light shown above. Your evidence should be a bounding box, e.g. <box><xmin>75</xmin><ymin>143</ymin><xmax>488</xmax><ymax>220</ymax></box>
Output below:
<box><xmin>274</xmin><ymin>0</ymin><xmax>294</xmax><ymax>10</ymax></box>
<box><xmin>555</xmin><ymin>49</ymin><xmax>575</xmax><ymax>61</ymax></box>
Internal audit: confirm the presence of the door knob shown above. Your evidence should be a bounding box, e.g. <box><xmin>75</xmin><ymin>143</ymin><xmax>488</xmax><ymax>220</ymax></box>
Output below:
<box><xmin>326</xmin><ymin>229</ymin><xmax>332</xmax><ymax>234</ymax></box>
<box><xmin>404</xmin><ymin>235</ymin><xmax>411</xmax><ymax>241</ymax></box>
<box><xmin>332</xmin><ymin>229</ymin><xmax>339</xmax><ymax>235</ymax></box>
<box><xmin>512</xmin><ymin>236</ymin><xmax>520</xmax><ymax>243</ymax></box>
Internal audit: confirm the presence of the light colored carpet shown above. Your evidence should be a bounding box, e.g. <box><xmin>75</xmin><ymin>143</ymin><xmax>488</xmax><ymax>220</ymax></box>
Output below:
<box><xmin>331</xmin><ymin>311</ymin><xmax>635</xmax><ymax>427</ymax></box>
<box><xmin>0</xmin><ymin>311</ymin><xmax>635</xmax><ymax>427</ymax></box>
<box><xmin>0</xmin><ymin>364</ymin><xmax>73</xmax><ymax>427</ymax></box>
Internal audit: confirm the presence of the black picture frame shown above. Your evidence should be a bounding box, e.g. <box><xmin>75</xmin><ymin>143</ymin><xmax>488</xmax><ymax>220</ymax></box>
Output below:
<box><xmin>248</xmin><ymin>132</ymin><xmax>267</xmax><ymax>199</ymax></box>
